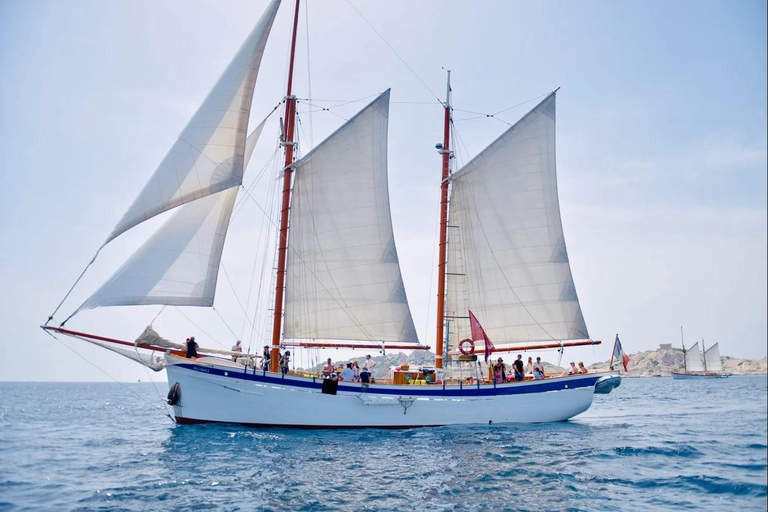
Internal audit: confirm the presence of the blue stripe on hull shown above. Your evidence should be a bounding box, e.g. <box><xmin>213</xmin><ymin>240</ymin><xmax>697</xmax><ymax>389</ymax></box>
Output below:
<box><xmin>172</xmin><ymin>363</ymin><xmax>602</xmax><ymax>397</ymax></box>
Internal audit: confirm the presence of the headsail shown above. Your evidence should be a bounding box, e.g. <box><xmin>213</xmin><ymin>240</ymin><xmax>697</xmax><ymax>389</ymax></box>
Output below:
<box><xmin>283</xmin><ymin>90</ymin><xmax>419</xmax><ymax>343</ymax></box>
<box><xmin>704</xmin><ymin>342</ymin><xmax>723</xmax><ymax>372</ymax></box>
<box><xmin>685</xmin><ymin>342</ymin><xmax>705</xmax><ymax>372</ymax></box>
<box><xmin>78</xmin><ymin>121</ymin><xmax>266</xmax><ymax>311</ymax></box>
<box><xmin>104</xmin><ymin>0</ymin><xmax>280</xmax><ymax>246</ymax></box>
<box><xmin>445</xmin><ymin>92</ymin><xmax>588</xmax><ymax>351</ymax></box>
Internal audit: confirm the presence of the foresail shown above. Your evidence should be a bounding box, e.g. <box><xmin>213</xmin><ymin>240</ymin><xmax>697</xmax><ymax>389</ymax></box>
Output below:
<box><xmin>283</xmin><ymin>90</ymin><xmax>419</xmax><ymax>343</ymax></box>
<box><xmin>79</xmin><ymin>121</ymin><xmax>266</xmax><ymax>311</ymax></box>
<box><xmin>686</xmin><ymin>342</ymin><xmax>705</xmax><ymax>372</ymax></box>
<box><xmin>81</xmin><ymin>187</ymin><xmax>237</xmax><ymax>310</ymax></box>
<box><xmin>704</xmin><ymin>342</ymin><xmax>723</xmax><ymax>372</ymax></box>
<box><xmin>103</xmin><ymin>0</ymin><xmax>280</xmax><ymax>246</ymax></box>
<box><xmin>445</xmin><ymin>92</ymin><xmax>588</xmax><ymax>351</ymax></box>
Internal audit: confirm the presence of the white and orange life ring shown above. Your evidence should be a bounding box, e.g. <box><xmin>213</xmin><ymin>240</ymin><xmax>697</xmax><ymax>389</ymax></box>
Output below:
<box><xmin>459</xmin><ymin>338</ymin><xmax>475</xmax><ymax>355</ymax></box>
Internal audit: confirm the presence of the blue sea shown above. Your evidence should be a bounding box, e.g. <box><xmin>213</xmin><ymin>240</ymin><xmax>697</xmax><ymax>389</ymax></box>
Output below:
<box><xmin>0</xmin><ymin>376</ymin><xmax>766</xmax><ymax>511</ymax></box>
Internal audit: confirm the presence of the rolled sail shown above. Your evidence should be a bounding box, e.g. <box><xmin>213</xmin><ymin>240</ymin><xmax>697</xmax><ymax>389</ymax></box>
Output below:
<box><xmin>104</xmin><ymin>0</ymin><xmax>280</xmax><ymax>245</ymax></box>
<box><xmin>445</xmin><ymin>92</ymin><xmax>588</xmax><ymax>350</ymax></box>
<box><xmin>704</xmin><ymin>342</ymin><xmax>723</xmax><ymax>372</ymax></box>
<box><xmin>685</xmin><ymin>342</ymin><xmax>705</xmax><ymax>372</ymax></box>
<box><xmin>79</xmin><ymin>122</ymin><xmax>266</xmax><ymax>310</ymax></box>
<box><xmin>283</xmin><ymin>90</ymin><xmax>419</xmax><ymax>343</ymax></box>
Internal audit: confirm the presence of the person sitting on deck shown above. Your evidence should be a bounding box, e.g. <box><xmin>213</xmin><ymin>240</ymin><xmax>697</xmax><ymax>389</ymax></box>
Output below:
<box><xmin>321</xmin><ymin>358</ymin><xmax>335</xmax><ymax>378</ymax></box>
<box><xmin>525</xmin><ymin>356</ymin><xmax>534</xmax><ymax>375</ymax></box>
<box><xmin>340</xmin><ymin>363</ymin><xmax>355</xmax><ymax>382</ymax></box>
<box><xmin>185</xmin><ymin>336</ymin><xmax>199</xmax><ymax>359</ymax></box>
<box><xmin>533</xmin><ymin>357</ymin><xmax>545</xmax><ymax>380</ymax></box>
<box><xmin>562</xmin><ymin>361</ymin><xmax>578</xmax><ymax>376</ymax></box>
<box><xmin>231</xmin><ymin>340</ymin><xmax>243</xmax><ymax>361</ymax></box>
<box><xmin>578</xmin><ymin>362</ymin><xmax>589</xmax><ymax>374</ymax></box>
<box><xmin>513</xmin><ymin>354</ymin><xmax>525</xmax><ymax>382</ymax></box>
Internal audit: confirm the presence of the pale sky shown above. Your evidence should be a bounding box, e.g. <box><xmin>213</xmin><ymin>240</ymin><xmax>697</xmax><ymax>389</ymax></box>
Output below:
<box><xmin>1</xmin><ymin>0</ymin><xmax>765</xmax><ymax>382</ymax></box>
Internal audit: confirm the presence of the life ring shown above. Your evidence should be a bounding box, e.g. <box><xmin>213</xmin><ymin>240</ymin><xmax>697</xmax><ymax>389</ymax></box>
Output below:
<box><xmin>459</xmin><ymin>338</ymin><xmax>475</xmax><ymax>355</ymax></box>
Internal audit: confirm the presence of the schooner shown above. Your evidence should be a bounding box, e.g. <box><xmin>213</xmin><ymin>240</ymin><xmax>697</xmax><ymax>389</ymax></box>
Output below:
<box><xmin>41</xmin><ymin>0</ymin><xmax>621</xmax><ymax>428</ymax></box>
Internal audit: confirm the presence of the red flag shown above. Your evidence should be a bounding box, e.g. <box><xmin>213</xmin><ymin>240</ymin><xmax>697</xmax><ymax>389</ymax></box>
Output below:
<box><xmin>468</xmin><ymin>310</ymin><xmax>494</xmax><ymax>363</ymax></box>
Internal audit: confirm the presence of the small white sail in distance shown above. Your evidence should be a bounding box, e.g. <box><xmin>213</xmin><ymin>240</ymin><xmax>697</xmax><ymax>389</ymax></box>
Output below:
<box><xmin>445</xmin><ymin>91</ymin><xmax>589</xmax><ymax>349</ymax></box>
<box><xmin>103</xmin><ymin>0</ymin><xmax>281</xmax><ymax>247</ymax></box>
<box><xmin>283</xmin><ymin>90</ymin><xmax>419</xmax><ymax>343</ymax></box>
<box><xmin>685</xmin><ymin>342</ymin><xmax>706</xmax><ymax>372</ymax></box>
<box><xmin>704</xmin><ymin>342</ymin><xmax>723</xmax><ymax>372</ymax></box>
<box><xmin>79</xmin><ymin>120</ymin><xmax>266</xmax><ymax>311</ymax></box>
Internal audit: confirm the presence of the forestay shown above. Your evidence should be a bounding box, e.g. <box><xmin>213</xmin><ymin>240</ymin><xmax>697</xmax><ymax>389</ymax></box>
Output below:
<box><xmin>704</xmin><ymin>343</ymin><xmax>723</xmax><ymax>372</ymax></box>
<box><xmin>283</xmin><ymin>90</ymin><xmax>419</xmax><ymax>343</ymax></box>
<box><xmin>103</xmin><ymin>0</ymin><xmax>280</xmax><ymax>245</ymax></box>
<box><xmin>685</xmin><ymin>342</ymin><xmax>705</xmax><ymax>372</ymax></box>
<box><xmin>79</xmin><ymin>123</ymin><xmax>266</xmax><ymax>311</ymax></box>
<box><xmin>445</xmin><ymin>92</ymin><xmax>589</xmax><ymax>350</ymax></box>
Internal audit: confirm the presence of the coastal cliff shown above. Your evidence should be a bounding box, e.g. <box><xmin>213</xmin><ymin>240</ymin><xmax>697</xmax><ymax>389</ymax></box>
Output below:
<box><xmin>588</xmin><ymin>347</ymin><xmax>767</xmax><ymax>377</ymax></box>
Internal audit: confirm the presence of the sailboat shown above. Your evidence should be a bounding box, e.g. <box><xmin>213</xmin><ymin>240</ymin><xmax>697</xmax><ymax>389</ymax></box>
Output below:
<box><xmin>41</xmin><ymin>0</ymin><xmax>621</xmax><ymax>428</ymax></box>
<box><xmin>672</xmin><ymin>328</ymin><xmax>730</xmax><ymax>379</ymax></box>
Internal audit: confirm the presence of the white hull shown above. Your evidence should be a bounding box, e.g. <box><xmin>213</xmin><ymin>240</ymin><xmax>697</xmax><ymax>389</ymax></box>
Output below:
<box><xmin>165</xmin><ymin>356</ymin><xmax>617</xmax><ymax>428</ymax></box>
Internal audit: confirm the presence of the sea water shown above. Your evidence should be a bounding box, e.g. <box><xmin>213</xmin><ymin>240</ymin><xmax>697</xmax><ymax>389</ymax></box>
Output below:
<box><xmin>0</xmin><ymin>376</ymin><xmax>765</xmax><ymax>511</ymax></box>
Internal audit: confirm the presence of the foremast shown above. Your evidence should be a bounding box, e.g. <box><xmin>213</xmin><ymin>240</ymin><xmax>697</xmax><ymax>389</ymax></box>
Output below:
<box><xmin>435</xmin><ymin>70</ymin><xmax>451</xmax><ymax>369</ymax></box>
<box><xmin>270</xmin><ymin>0</ymin><xmax>301</xmax><ymax>372</ymax></box>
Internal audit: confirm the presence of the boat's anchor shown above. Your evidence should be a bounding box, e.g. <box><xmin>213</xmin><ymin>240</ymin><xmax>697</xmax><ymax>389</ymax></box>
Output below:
<box><xmin>398</xmin><ymin>396</ymin><xmax>415</xmax><ymax>415</ymax></box>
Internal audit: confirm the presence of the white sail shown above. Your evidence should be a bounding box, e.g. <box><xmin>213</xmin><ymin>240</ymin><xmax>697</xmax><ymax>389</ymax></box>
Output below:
<box><xmin>79</xmin><ymin>123</ymin><xmax>266</xmax><ymax>311</ymax></box>
<box><xmin>104</xmin><ymin>0</ymin><xmax>280</xmax><ymax>246</ymax></box>
<box><xmin>685</xmin><ymin>342</ymin><xmax>705</xmax><ymax>372</ymax></box>
<box><xmin>704</xmin><ymin>342</ymin><xmax>723</xmax><ymax>372</ymax></box>
<box><xmin>283</xmin><ymin>90</ymin><xmax>419</xmax><ymax>343</ymax></box>
<box><xmin>445</xmin><ymin>92</ymin><xmax>588</xmax><ymax>350</ymax></box>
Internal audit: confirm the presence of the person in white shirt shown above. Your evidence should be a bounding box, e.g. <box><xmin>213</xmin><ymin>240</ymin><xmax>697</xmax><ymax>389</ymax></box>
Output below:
<box><xmin>231</xmin><ymin>340</ymin><xmax>243</xmax><ymax>361</ymax></box>
<box><xmin>533</xmin><ymin>357</ymin><xmax>546</xmax><ymax>380</ymax></box>
<box><xmin>361</xmin><ymin>354</ymin><xmax>377</xmax><ymax>383</ymax></box>
<box><xmin>340</xmin><ymin>363</ymin><xmax>355</xmax><ymax>382</ymax></box>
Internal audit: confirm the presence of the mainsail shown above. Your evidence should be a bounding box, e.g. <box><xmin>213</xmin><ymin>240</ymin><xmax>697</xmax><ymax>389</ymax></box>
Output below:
<box><xmin>445</xmin><ymin>92</ymin><xmax>588</xmax><ymax>351</ymax></box>
<box><xmin>685</xmin><ymin>342</ymin><xmax>705</xmax><ymax>372</ymax></box>
<box><xmin>79</xmin><ymin>122</ymin><xmax>266</xmax><ymax>311</ymax></box>
<box><xmin>103</xmin><ymin>0</ymin><xmax>280</xmax><ymax>245</ymax></box>
<box><xmin>704</xmin><ymin>342</ymin><xmax>723</xmax><ymax>372</ymax></box>
<box><xmin>283</xmin><ymin>90</ymin><xmax>419</xmax><ymax>343</ymax></box>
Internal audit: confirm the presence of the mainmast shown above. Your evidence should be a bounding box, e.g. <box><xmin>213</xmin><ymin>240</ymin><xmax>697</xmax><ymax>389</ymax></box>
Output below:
<box><xmin>270</xmin><ymin>0</ymin><xmax>301</xmax><ymax>372</ymax></box>
<box><xmin>681</xmin><ymin>326</ymin><xmax>687</xmax><ymax>373</ymax></box>
<box><xmin>435</xmin><ymin>70</ymin><xmax>451</xmax><ymax>369</ymax></box>
<box><xmin>702</xmin><ymin>339</ymin><xmax>707</xmax><ymax>373</ymax></box>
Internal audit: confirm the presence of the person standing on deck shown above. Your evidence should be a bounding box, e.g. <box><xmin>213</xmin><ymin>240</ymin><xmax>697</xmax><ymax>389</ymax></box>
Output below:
<box><xmin>280</xmin><ymin>351</ymin><xmax>291</xmax><ymax>375</ymax></box>
<box><xmin>261</xmin><ymin>345</ymin><xmax>271</xmax><ymax>371</ymax></box>
<box><xmin>362</xmin><ymin>354</ymin><xmax>377</xmax><ymax>383</ymax></box>
<box><xmin>185</xmin><ymin>337</ymin><xmax>199</xmax><ymax>359</ymax></box>
<box><xmin>525</xmin><ymin>356</ymin><xmax>534</xmax><ymax>375</ymax></box>
<box><xmin>513</xmin><ymin>354</ymin><xmax>525</xmax><ymax>382</ymax></box>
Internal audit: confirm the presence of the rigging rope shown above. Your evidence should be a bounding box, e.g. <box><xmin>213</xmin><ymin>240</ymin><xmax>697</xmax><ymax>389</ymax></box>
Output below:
<box><xmin>47</xmin><ymin>248</ymin><xmax>101</xmax><ymax>326</ymax></box>
<box><xmin>344</xmin><ymin>0</ymin><xmax>443</xmax><ymax>105</ymax></box>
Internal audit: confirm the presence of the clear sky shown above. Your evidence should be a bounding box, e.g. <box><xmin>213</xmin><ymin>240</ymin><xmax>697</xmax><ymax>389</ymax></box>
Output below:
<box><xmin>1</xmin><ymin>0</ymin><xmax>765</xmax><ymax>382</ymax></box>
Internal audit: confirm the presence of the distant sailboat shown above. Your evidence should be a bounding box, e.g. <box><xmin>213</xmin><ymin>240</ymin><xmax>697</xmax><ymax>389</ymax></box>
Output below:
<box><xmin>41</xmin><ymin>0</ymin><xmax>620</xmax><ymax>428</ymax></box>
<box><xmin>672</xmin><ymin>327</ymin><xmax>730</xmax><ymax>379</ymax></box>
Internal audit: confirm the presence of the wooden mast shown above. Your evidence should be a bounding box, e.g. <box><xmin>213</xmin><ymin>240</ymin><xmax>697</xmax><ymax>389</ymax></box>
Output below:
<box><xmin>435</xmin><ymin>70</ymin><xmax>451</xmax><ymax>369</ymax></box>
<box><xmin>270</xmin><ymin>0</ymin><xmax>301</xmax><ymax>372</ymax></box>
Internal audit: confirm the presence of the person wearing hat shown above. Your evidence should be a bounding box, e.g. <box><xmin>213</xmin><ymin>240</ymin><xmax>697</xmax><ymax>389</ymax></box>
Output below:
<box><xmin>185</xmin><ymin>336</ymin><xmax>199</xmax><ymax>359</ymax></box>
